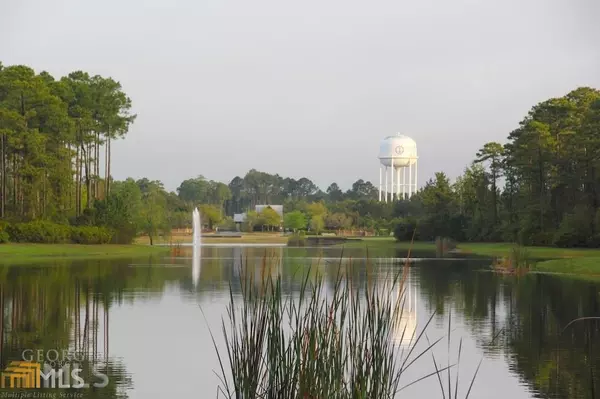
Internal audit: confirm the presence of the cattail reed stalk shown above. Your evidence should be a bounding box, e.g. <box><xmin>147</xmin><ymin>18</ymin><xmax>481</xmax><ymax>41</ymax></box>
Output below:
<box><xmin>206</xmin><ymin>236</ymin><xmax>479</xmax><ymax>399</ymax></box>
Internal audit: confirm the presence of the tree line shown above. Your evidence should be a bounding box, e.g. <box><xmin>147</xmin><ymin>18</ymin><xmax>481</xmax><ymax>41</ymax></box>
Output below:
<box><xmin>2</xmin><ymin>60</ymin><xmax>599</xmax><ymax>247</ymax></box>
<box><xmin>0</xmin><ymin>62</ymin><xmax>134</xmax><ymax>221</ymax></box>
<box><xmin>398</xmin><ymin>87</ymin><xmax>600</xmax><ymax>247</ymax></box>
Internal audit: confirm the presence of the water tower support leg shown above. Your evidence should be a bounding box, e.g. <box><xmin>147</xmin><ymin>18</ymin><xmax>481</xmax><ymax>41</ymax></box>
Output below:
<box><xmin>384</xmin><ymin>166</ymin><xmax>388</xmax><ymax>202</ymax></box>
<box><xmin>415</xmin><ymin>161</ymin><xmax>418</xmax><ymax>196</ymax></box>
<box><xmin>396</xmin><ymin>167</ymin><xmax>400</xmax><ymax>200</ymax></box>
<box><xmin>402</xmin><ymin>168</ymin><xmax>406</xmax><ymax>200</ymax></box>
<box><xmin>390</xmin><ymin>165</ymin><xmax>393</xmax><ymax>201</ymax></box>
<box><xmin>379</xmin><ymin>166</ymin><xmax>382</xmax><ymax>201</ymax></box>
<box><xmin>409</xmin><ymin>163</ymin><xmax>412</xmax><ymax>198</ymax></box>
<box><xmin>390</xmin><ymin>164</ymin><xmax>394</xmax><ymax>201</ymax></box>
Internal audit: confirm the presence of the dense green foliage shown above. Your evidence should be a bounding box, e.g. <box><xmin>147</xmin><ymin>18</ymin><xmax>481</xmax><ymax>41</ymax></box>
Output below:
<box><xmin>0</xmin><ymin>62</ymin><xmax>135</xmax><ymax>221</ymax></box>
<box><xmin>3</xmin><ymin>221</ymin><xmax>112</xmax><ymax>244</ymax></box>
<box><xmin>393</xmin><ymin>87</ymin><xmax>600</xmax><ymax>247</ymax></box>
<box><xmin>0</xmin><ymin>62</ymin><xmax>141</xmax><ymax>243</ymax></box>
<box><xmin>2</xmin><ymin>61</ymin><xmax>598</xmax><ymax>248</ymax></box>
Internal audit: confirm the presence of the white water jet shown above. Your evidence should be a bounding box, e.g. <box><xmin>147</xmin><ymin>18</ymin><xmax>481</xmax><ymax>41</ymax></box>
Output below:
<box><xmin>192</xmin><ymin>208</ymin><xmax>202</xmax><ymax>287</ymax></box>
<box><xmin>192</xmin><ymin>207</ymin><xmax>202</xmax><ymax>247</ymax></box>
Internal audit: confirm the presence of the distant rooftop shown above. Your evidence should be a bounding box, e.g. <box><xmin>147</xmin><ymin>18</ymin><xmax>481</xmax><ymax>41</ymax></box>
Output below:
<box><xmin>255</xmin><ymin>205</ymin><xmax>283</xmax><ymax>216</ymax></box>
<box><xmin>233</xmin><ymin>213</ymin><xmax>247</xmax><ymax>223</ymax></box>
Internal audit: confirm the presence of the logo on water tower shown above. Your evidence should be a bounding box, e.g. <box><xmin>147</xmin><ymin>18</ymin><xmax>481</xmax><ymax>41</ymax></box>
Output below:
<box><xmin>395</xmin><ymin>146</ymin><xmax>404</xmax><ymax>155</ymax></box>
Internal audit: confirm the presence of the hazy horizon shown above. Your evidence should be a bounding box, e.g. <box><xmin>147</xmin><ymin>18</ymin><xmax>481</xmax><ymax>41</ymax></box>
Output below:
<box><xmin>2</xmin><ymin>0</ymin><xmax>599</xmax><ymax>192</ymax></box>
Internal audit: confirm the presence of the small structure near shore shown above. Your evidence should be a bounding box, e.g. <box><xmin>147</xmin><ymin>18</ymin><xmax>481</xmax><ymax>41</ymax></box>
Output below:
<box><xmin>234</xmin><ymin>205</ymin><xmax>284</xmax><ymax>231</ymax></box>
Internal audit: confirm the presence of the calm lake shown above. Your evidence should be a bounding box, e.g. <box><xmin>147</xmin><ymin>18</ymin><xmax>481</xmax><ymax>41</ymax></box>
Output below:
<box><xmin>1</xmin><ymin>244</ymin><xmax>599</xmax><ymax>398</ymax></box>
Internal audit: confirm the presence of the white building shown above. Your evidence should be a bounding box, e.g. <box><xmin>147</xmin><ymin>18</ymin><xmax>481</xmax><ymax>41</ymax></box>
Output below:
<box><xmin>233</xmin><ymin>205</ymin><xmax>284</xmax><ymax>229</ymax></box>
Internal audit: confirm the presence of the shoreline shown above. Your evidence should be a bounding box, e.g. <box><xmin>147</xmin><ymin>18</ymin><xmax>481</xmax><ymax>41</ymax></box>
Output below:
<box><xmin>336</xmin><ymin>238</ymin><xmax>600</xmax><ymax>278</ymax></box>
<box><xmin>0</xmin><ymin>244</ymin><xmax>170</xmax><ymax>264</ymax></box>
<box><xmin>3</xmin><ymin>238</ymin><xmax>600</xmax><ymax>279</ymax></box>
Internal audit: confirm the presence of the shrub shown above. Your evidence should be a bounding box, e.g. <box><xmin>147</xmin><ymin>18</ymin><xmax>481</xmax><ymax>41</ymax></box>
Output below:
<box><xmin>0</xmin><ymin>222</ymin><xmax>9</xmax><ymax>244</ymax></box>
<box><xmin>4</xmin><ymin>221</ymin><xmax>114</xmax><ymax>244</ymax></box>
<box><xmin>70</xmin><ymin>226</ymin><xmax>113</xmax><ymax>244</ymax></box>
<box><xmin>394</xmin><ymin>218</ymin><xmax>417</xmax><ymax>241</ymax></box>
<box><xmin>553</xmin><ymin>206</ymin><xmax>594</xmax><ymax>247</ymax></box>
<box><xmin>217</xmin><ymin>216</ymin><xmax>236</xmax><ymax>231</ymax></box>
<box><xmin>492</xmin><ymin>245</ymin><xmax>532</xmax><ymax>273</ymax></box>
<box><xmin>7</xmin><ymin>221</ymin><xmax>71</xmax><ymax>243</ymax></box>
<box><xmin>109</xmin><ymin>223</ymin><xmax>138</xmax><ymax>244</ymax></box>
<box><xmin>509</xmin><ymin>245</ymin><xmax>531</xmax><ymax>270</ymax></box>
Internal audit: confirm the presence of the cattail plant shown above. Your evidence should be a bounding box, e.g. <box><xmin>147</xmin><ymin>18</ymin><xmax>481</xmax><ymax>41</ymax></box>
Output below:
<box><xmin>207</xmin><ymin>244</ymin><xmax>479</xmax><ymax>398</ymax></box>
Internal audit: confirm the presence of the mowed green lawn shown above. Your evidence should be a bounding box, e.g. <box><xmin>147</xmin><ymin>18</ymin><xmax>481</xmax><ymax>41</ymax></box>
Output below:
<box><xmin>4</xmin><ymin>238</ymin><xmax>600</xmax><ymax>277</ymax></box>
<box><xmin>339</xmin><ymin>238</ymin><xmax>600</xmax><ymax>277</ymax></box>
<box><xmin>344</xmin><ymin>237</ymin><xmax>600</xmax><ymax>258</ymax></box>
<box><xmin>0</xmin><ymin>244</ymin><xmax>169</xmax><ymax>263</ymax></box>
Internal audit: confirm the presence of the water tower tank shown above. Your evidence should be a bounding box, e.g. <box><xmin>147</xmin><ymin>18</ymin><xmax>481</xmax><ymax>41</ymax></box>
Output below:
<box><xmin>378</xmin><ymin>134</ymin><xmax>417</xmax><ymax>167</ymax></box>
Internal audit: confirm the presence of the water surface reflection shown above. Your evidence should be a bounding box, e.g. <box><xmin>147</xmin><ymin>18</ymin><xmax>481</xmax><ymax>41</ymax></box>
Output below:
<box><xmin>0</xmin><ymin>246</ymin><xmax>598</xmax><ymax>398</ymax></box>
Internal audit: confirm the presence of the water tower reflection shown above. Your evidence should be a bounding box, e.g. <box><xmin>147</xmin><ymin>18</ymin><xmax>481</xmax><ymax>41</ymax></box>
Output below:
<box><xmin>392</xmin><ymin>268</ymin><xmax>417</xmax><ymax>348</ymax></box>
<box><xmin>374</xmin><ymin>258</ymin><xmax>418</xmax><ymax>348</ymax></box>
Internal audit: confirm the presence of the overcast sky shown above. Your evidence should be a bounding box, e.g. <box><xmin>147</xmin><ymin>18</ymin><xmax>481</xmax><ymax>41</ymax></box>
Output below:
<box><xmin>1</xmin><ymin>0</ymin><xmax>599</xmax><ymax>192</ymax></box>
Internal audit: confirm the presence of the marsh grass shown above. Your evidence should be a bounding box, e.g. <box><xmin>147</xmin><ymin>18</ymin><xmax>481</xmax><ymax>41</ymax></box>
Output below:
<box><xmin>207</xmin><ymin>247</ymin><xmax>480</xmax><ymax>398</ymax></box>
<box><xmin>492</xmin><ymin>245</ymin><xmax>532</xmax><ymax>275</ymax></box>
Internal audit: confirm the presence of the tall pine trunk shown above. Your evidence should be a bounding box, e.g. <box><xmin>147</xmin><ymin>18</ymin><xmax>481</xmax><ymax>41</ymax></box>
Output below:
<box><xmin>0</xmin><ymin>133</ymin><xmax>5</xmax><ymax>218</ymax></box>
<box><xmin>13</xmin><ymin>154</ymin><xmax>17</xmax><ymax>217</ymax></box>
<box><xmin>107</xmin><ymin>135</ymin><xmax>111</xmax><ymax>197</ymax></box>
<box><xmin>104</xmin><ymin>137</ymin><xmax>108</xmax><ymax>199</ymax></box>
<box><xmin>492</xmin><ymin>173</ymin><xmax>497</xmax><ymax>226</ymax></box>
<box><xmin>75</xmin><ymin>146</ymin><xmax>81</xmax><ymax>216</ymax></box>
<box><xmin>81</xmin><ymin>143</ymin><xmax>91</xmax><ymax>210</ymax></box>
<box><xmin>538</xmin><ymin>145</ymin><xmax>545</xmax><ymax>232</ymax></box>
<box><xmin>78</xmin><ymin>147</ymin><xmax>83</xmax><ymax>215</ymax></box>
<box><xmin>96</xmin><ymin>131</ymin><xmax>100</xmax><ymax>200</ymax></box>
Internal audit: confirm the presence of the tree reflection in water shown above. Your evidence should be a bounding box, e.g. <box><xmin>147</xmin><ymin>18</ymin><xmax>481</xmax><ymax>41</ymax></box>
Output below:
<box><xmin>417</xmin><ymin>258</ymin><xmax>600</xmax><ymax>399</ymax></box>
<box><xmin>2</xmin><ymin>249</ymin><xmax>600</xmax><ymax>399</ymax></box>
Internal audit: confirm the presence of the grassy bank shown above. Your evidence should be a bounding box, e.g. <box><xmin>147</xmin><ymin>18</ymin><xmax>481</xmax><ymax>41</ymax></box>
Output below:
<box><xmin>339</xmin><ymin>237</ymin><xmax>437</xmax><ymax>251</ymax></box>
<box><xmin>535</xmin><ymin>257</ymin><xmax>600</xmax><ymax>275</ymax></box>
<box><xmin>0</xmin><ymin>244</ymin><xmax>169</xmax><ymax>263</ymax></box>
<box><xmin>457</xmin><ymin>243</ymin><xmax>600</xmax><ymax>259</ymax></box>
<box><xmin>339</xmin><ymin>238</ymin><xmax>600</xmax><ymax>277</ymax></box>
<box><xmin>341</xmin><ymin>238</ymin><xmax>600</xmax><ymax>258</ymax></box>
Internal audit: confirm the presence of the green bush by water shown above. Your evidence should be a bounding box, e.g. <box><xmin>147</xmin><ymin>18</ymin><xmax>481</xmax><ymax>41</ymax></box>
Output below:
<box><xmin>0</xmin><ymin>224</ymin><xmax>9</xmax><ymax>243</ymax></box>
<box><xmin>7</xmin><ymin>221</ymin><xmax>72</xmax><ymax>243</ymax></box>
<box><xmin>509</xmin><ymin>245</ymin><xmax>531</xmax><ymax>270</ymax></box>
<box><xmin>2</xmin><ymin>221</ymin><xmax>114</xmax><ymax>244</ymax></box>
<box><xmin>492</xmin><ymin>244</ymin><xmax>532</xmax><ymax>272</ymax></box>
<box><xmin>70</xmin><ymin>226</ymin><xmax>113</xmax><ymax>244</ymax></box>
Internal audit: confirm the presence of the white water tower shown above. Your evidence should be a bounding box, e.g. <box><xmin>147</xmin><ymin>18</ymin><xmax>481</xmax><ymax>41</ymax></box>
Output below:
<box><xmin>378</xmin><ymin>133</ymin><xmax>418</xmax><ymax>202</ymax></box>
